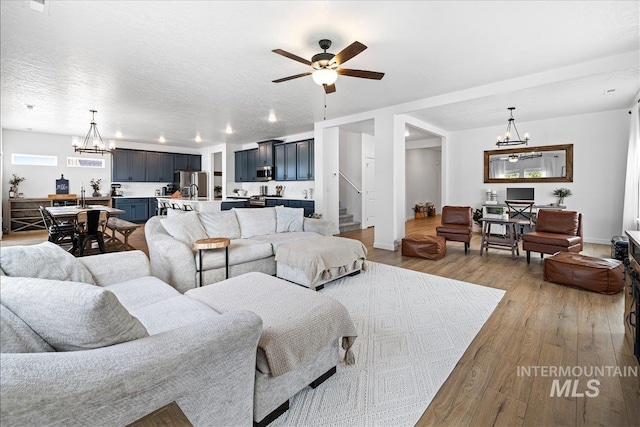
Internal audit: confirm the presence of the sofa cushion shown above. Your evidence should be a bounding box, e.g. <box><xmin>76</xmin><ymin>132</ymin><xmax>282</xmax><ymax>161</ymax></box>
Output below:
<box><xmin>234</xmin><ymin>207</ymin><xmax>277</xmax><ymax>238</ymax></box>
<box><xmin>196</xmin><ymin>239</ymin><xmax>274</xmax><ymax>270</ymax></box>
<box><xmin>160</xmin><ymin>211</ymin><xmax>208</xmax><ymax>247</ymax></box>
<box><xmin>200</xmin><ymin>211</ymin><xmax>241</xmax><ymax>239</ymax></box>
<box><xmin>0</xmin><ymin>241</ymin><xmax>95</xmax><ymax>285</ymax></box>
<box><xmin>275</xmin><ymin>206</ymin><xmax>304</xmax><ymax>233</ymax></box>
<box><xmin>127</xmin><ymin>295</ymin><xmax>220</xmax><ymax>335</ymax></box>
<box><xmin>0</xmin><ymin>304</ymin><xmax>54</xmax><ymax>353</ymax></box>
<box><xmin>105</xmin><ymin>276</ymin><xmax>181</xmax><ymax>312</ymax></box>
<box><xmin>250</xmin><ymin>231</ymin><xmax>322</xmax><ymax>251</ymax></box>
<box><xmin>0</xmin><ymin>276</ymin><xmax>148</xmax><ymax>351</ymax></box>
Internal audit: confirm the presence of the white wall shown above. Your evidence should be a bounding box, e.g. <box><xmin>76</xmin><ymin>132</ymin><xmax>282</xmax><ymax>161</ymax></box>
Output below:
<box><xmin>1</xmin><ymin>129</ymin><xmax>204</xmax><ymax>228</ymax></box>
<box><xmin>446</xmin><ymin>109</ymin><xmax>629</xmax><ymax>243</ymax></box>
<box><xmin>405</xmin><ymin>147</ymin><xmax>441</xmax><ymax>219</ymax></box>
<box><xmin>339</xmin><ymin>129</ymin><xmax>363</xmax><ymax>224</ymax></box>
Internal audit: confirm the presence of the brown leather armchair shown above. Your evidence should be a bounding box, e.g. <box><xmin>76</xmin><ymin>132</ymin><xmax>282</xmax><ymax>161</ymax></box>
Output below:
<box><xmin>436</xmin><ymin>206</ymin><xmax>473</xmax><ymax>254</ymax></box>
<box><xmin>522</xmin><ymin>209</ymin><xmax>583</xmax><ymax>263</ymax></box>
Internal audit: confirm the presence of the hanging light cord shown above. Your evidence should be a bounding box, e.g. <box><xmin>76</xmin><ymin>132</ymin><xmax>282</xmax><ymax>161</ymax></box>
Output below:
<box><xmin>323</xmin><ymin>92</ymin><xmax>327</xmax><ymax>121</ymax></box>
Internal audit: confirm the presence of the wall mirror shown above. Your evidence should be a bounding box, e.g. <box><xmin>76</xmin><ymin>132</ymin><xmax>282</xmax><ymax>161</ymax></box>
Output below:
<box><xmin>484</xmin><ymin>144</ymin><xmax>573</xmax><ymax>183</ymax></box>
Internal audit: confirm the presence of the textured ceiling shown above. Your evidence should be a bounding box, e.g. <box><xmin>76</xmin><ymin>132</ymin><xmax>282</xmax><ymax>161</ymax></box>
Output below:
<box><xmin>1</xmin><ymin>1</ymin><xmax>638</xmax><ymax>148</ymax></box>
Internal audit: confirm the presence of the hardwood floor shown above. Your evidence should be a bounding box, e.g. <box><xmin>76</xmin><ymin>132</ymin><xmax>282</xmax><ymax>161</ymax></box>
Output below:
<box><xmin>3</xmin><ymin>216</ymin><xmax>638</xmax><ymax>426</ymax></box>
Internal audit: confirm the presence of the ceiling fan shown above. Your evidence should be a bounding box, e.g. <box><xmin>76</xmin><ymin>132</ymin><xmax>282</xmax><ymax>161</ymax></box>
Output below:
<box><xmin>272</xmin><ymin>39</ymin><xmax>385</xmax><ymax>94</ymax></box>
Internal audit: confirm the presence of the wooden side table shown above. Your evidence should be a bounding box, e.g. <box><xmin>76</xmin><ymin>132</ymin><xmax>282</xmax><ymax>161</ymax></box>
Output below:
<box><xmin>479</xmin><ymin>217</ymin><xmax>520</xmax><ymax>260</ymax></box>
<box><xmin>194</xmin><ymin>237</ymin><xmax>231</xmax><ymax>287</ymax></box>
<box><xmin>126</xmin><ymin>401</ymin><xmax>192</xmax><ymax>427</ymax></box>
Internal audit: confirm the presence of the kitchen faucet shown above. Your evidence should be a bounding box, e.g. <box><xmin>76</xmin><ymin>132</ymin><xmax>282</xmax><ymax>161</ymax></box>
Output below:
<box><xmin>189</xmin><ymin>183</ymin><xmax>199</xmax><ymax>199</ymax></box>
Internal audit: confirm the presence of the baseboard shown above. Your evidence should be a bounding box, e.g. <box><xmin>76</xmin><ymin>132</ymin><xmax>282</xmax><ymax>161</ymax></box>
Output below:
<box><xmin>373</xmin><ymin>242</ymin><xmax>396</xmax><ymax>251</ymax></box>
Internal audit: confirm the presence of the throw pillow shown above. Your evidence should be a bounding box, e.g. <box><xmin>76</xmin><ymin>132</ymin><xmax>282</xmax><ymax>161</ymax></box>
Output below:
<box><xmin>233</xmin><ymin>207</ymin><xmax>277</xmax><ymax>239</ymax></box>
<box><xmin>160</xmin><ymin>211</ymin><xmax>208</xmax><ymax>247</ymax></box>
<box><xmin>275</xmin><ymin>206</ymin><xmax>304</xmax><ymax>233</ymax></box>
<box><xmin>0</xmin><ymin>241</ymin><xmax>96</xmax><ymax>285</ymax></box>
<box><xmin>0</xmin><ymin>304</ymin><xmax>54</xmax><ymax>353</ymax></box>
<box><xmin>0</xmin><ymin>276</ymin><xmax>149</xmax><ymax>351</ymax></box>
<box><xmin>200</xmin><ymin>211</ymin><xmax>241</xmax><ymax>239</ymax></box>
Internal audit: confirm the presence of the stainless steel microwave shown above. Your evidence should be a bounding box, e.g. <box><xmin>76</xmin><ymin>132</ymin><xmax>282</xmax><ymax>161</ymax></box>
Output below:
<box><xmin>256</xmin><ymin>166</ymin><xmax>273</xmax><ymax>181</ymax></box>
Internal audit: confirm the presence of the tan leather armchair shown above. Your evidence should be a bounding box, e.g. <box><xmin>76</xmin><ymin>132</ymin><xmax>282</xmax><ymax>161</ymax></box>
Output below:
<box><xmin>436</xmin><ymin>206</ymin><xmax>473</xmax><ymax>254</ymax></box>
<box><xmin>522</xmin><ymin>209</ymin><xmax>583</xmax><ymax>263</ymax></box>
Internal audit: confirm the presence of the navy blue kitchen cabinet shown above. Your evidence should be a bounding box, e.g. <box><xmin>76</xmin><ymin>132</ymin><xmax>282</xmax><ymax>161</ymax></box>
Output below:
<box><xmin>112</xmin><ymin>149</ymin><xmax>147</xmax><ymax>182</ymax></box>
<box><xmin>274</xmin><ymin>143</ymin><xmax>297</xmax><ymax>181</ymax></box>
<box><xmin>146</xmin><ymin>152</ymin><xmax>174</xmax><ymax>182</ymax></box>
<box><xmin>114</xmin><ymin>197</ymin><xmax>150</xmax><ymax>223</ymax></box>
<box><xmin>296</xmin><ymin>139</ymin><xmax>314</xmax><ymax>180</ymax></box>
<box><xmin>221</xmin><ymin>201</ymin><xmax>248</xmax><ymax>210</ymax></box>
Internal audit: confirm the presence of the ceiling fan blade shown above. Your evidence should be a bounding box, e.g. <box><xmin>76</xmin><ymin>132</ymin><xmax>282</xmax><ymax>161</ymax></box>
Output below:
<box><xmin>272</xmin><ymin>49</ymin><xmax>311</xmax><ymax>66</ymax></box>
<box><xmin>272</xmin><ymin>72</ymin><xmax>312</xmax><ymax>83</ymax></box>
<box><xmin>338</xmin><ymin>68</ymin><xmax>385</xmax><ymax>80</ymax></box>
<box><xmin>323</xmin><ymin>83</ymin><xmax>336</xmax><ymax>94</ymax></box>
<box><xmin>332</xmin><ymin>41</ymin><xmax>367</xmax><ymax>65</ymax></box>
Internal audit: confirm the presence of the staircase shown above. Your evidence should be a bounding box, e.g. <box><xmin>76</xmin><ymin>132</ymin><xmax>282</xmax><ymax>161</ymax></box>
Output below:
<box><xmin>339</xmin><ymin>207</ymin><xmax>361</xmax><ymax>233</ymax></box>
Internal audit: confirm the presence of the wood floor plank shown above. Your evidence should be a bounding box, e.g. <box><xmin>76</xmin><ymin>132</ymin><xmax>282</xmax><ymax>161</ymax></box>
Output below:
<box><xmin>470</xmin><ymin>387</ymin><xmax>527</xmax><ymax>427</ymax></box>
<box><xmin>522</xmin><ymin>343</ymin><xmax>578</xmax><ymax>427</ymax></box>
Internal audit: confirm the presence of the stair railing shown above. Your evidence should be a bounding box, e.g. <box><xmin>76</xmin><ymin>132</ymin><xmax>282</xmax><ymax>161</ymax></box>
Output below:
<box><xmin>339</xmin><ymin>171</ymin><xmax>362</xmax><ymax>194</ymax></box>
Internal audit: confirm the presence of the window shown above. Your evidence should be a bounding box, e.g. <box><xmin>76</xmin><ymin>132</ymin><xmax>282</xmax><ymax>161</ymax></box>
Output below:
<box><xmin>11</xmin><ymin>154</ymin><xmax>57</xmax><ymax>166</ymax></box>
<box><xmin>504</xmin><ymin>170</ymin><xmax>520</xmax><ymax>179</ymax></box>
<box><xmin>524</xmin><ymin>168</ymin><xmax>544</xmax><ymax>179</ymax></box>
<box><xmin>66</xmin><ymin>157</ymin><xmax>105</xmax><ymax>168</ymax></box>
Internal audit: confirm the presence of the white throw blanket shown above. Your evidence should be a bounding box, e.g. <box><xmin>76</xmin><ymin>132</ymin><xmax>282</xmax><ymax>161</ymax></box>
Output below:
<box><xmin>186</xmin><ymin>272</ymin><xmax>358</xmax><ymax>377</ymax></box>
<box><xmin>275</xmin><ymin>236</ymin><xmax>368</xmax><ymax>284</ymax></box>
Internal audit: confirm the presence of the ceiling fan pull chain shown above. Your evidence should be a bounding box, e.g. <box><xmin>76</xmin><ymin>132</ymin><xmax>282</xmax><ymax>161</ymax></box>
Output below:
<box><xmin>324</xmin><ymin>92</ymin><xmax>327</xmax><ymax>121</ymax></box>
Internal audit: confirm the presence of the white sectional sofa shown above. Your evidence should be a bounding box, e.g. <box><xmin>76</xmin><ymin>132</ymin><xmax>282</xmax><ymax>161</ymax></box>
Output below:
<box><xmin>0</xmin><ymin>242</ymin><xmax>262</xmax><ymax>426</ymax></box>
<box><xmin>145</xmin><ymin>206</ymin><xmax>336</xmax><ymax>292</ymax></box>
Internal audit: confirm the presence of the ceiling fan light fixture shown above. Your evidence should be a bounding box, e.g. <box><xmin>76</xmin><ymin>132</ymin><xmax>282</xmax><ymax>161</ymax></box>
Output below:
<box><xmin>312</xmin><ymin>69</ymin><xmax>338</xmax><ymax>86</ymax></box>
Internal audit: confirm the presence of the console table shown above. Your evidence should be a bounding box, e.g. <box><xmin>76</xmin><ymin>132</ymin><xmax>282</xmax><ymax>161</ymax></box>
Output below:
<box><xmin>625</xmin><ymin>230</ymin><xmax>640</xmax><ymax>362</ymax></box>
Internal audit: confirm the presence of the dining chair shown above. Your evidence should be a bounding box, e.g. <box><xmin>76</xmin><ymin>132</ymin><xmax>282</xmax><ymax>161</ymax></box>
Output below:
<box><xmin>504</xmin><ymin>200</ymin><xmax>535</xmax><ymax>238</ymax></box>
<box><xmin>436</xmin><ymin>206</ymin><xmax>473</xmax><ymax>254</ymax></box>
<box><xmin>39</xmin><ymin>206</ymin><xmax>77</xmax><ymax>252</ymax></box>
<box><xmin>75</xmin><ymin>210</ymin><xmax>109</xmax><ymax>256</ymax></box>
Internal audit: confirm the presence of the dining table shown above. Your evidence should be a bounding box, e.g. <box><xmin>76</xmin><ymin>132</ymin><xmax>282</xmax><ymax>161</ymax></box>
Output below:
<box><xmin>45</xmin><ymin>205</ymin><xmax>126</xmax><ymax>221</ymax></box>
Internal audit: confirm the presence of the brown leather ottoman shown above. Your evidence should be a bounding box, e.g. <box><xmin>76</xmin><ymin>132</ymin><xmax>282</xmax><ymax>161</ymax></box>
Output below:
<box><xmin>544</xmin><ymin>252</ymin><xmax>624</xmax><ymax>294</ymax></box>
<box><xmin>402</xmin><ymin>234</ymin><xmax>446</xmax><ymax>260</ymax></box>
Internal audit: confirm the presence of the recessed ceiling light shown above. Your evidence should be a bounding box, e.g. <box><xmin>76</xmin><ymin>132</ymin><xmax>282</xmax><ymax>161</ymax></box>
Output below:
<box><xmin>225</xmin><ymin>124</ymin><xmax>233</xmax><ymax>134</ymax></box>
<box><xmin>115</xmin><ymin>131</ymin><xmax>123</xmax><ymax>139</ymax></box>
<box><xmin>195</xmin><ymin>134</ymin><xmax>202</xmax><ymax>143</ymax></box>
<box><xmin>268</xmin><ymin>111</ymin><xmax>277</xmax><ymax>122</ymax></box>
<box><xmin>603</xmin><ymin>88</ymin><xmax>616</xmax><ymax>95</ymax></box>
<box><xmin>159</xmin><ymin>135</ymin><xmax>166</xmax><ymax>143</ymax></box>
<box><xmin>26</xmin><ymin>104</ymin><xmax>34</xmax><ymax>110</ymax></box>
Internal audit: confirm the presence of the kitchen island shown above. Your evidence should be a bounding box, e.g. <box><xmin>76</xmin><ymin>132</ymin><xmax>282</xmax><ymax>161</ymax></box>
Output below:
<box><xmin>157</xmin><ymin>196</ymin><xmax>315</xmax><ymax>216</ymax></box>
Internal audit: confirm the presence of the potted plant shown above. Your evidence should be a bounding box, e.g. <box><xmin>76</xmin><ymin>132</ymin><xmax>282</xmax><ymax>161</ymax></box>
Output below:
<box><xmin>8</xmin><ymin>174</ymin><xmax>26</xmax><ymax>198</ymax></box>
<box><xmin>214</xmin><ymin>185</ymin><xmax>222</xmax><ymax>198</ymax></box>
<box><xmin>90</xmin><ymin>179</ymin><xmax>102</xmax><ymax>197</ymax></box>
<box><xmin>553</xmin><ymin>188</ymin><xmax>572</xmax><ymax>206</ymax></box>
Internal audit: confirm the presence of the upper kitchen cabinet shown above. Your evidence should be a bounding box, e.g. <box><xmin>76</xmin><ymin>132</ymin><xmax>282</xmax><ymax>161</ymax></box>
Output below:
<box><xmin>296</xmin><ymin>139</ymin><xmax>314</xmax><ymax>180</ymax></box>
<box><xmin>234</xmin><ymin>150</ymin><xmax>248</xmax><ymax>182</ymax></box>
<box><xmin>112</xmin><ymin>149</ymin><xmax>147</xmax><ymax>182</ymax></box>
<box><xmin>257</xmin><ymin>140</ymin><xmax>281</xmax><ymax>167</ymax></box>
<box><xmin>174</xmin><ymin>154</ymin><xmax>201</xmax><ymax>171</ymax></box>
<box><xmin>146</xmin><ymin>152</ymin><xmax>174</xmax><ymax>182</ymax></box>
<box><xmin>274</xmin><ymin>143</ymin><xmax>297</xmax><ymax>181</ymax></box>
<box><xmin>247</xmin><ymin>149</ymin><xmax>258</xmax><ymax>182</ymax></box>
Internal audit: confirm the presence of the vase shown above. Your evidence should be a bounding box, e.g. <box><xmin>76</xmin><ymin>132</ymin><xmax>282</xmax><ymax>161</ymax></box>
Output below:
<box><xmin>92</xmin><ymin>191</ymin><xmax>100</xmax><ymax>197</ymax></box>
<box><xmin>557</xmin><ymin>198</ymin><xmax>564</xmax><ymax>206</ymax></box>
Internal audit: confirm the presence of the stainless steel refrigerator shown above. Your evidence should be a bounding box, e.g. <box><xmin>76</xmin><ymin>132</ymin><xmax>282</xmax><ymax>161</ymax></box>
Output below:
<box><xmin>178</xmin><ymin>171</ymin><xmax>208</xmax><ymax>198</ymax></box>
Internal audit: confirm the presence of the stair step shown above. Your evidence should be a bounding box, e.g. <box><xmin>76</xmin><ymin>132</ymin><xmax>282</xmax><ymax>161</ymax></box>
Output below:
<box><xmin>339</xmin><ymin>221</ymin><xmax>361</xmax><ymax>233</ymax></box>
<box><xmin>339</xmin><ymin>213</ymin><xmax>354</xmax><ymax>223</ymax></box>
<box><xmin>339</xmin><ymin>207</ymin><xmax>347</xmax><ymax>215</ymax></box>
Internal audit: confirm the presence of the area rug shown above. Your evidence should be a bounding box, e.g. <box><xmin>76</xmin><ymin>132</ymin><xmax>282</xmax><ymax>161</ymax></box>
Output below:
<box><xmin>272</xmin><ymin>261</ymin><xmax>505</xmax><ymax>426</ymax></box>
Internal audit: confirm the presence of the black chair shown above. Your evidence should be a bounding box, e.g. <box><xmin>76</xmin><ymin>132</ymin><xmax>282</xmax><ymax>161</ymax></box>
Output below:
<box><xmin>75</xmin><ymin>210</ymin><xmax>109</xmax><ymax>256</ymax></box>
<box><xmin>39</xmin><ymin>206</ymin><xmax>77</xmax><ymax>252</ymax></box>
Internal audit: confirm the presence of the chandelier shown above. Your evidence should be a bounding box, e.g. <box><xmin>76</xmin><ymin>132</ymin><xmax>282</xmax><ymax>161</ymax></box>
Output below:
<box><xmin>496</xmin><ymin>107</ymin><xmax>530</xmax><ymax>146</ymax></box>
<box><xmin>71</xmin><ymin>110</ymin><xmax>116</xmax><ymax>155</ymax></box>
